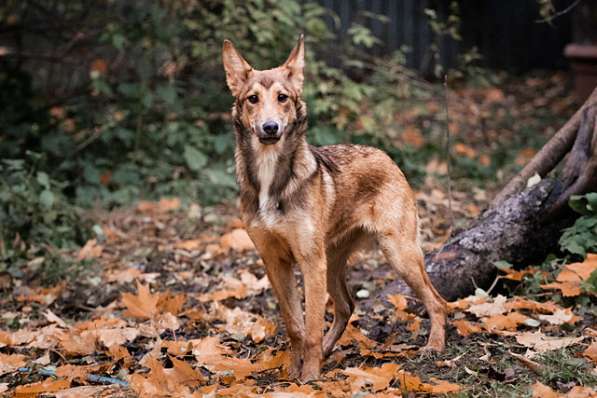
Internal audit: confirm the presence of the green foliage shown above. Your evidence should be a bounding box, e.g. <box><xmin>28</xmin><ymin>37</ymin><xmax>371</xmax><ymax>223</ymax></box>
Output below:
<box><xmin>560</xmin><ymin>193</ymin><xmax>597</xmax><ymax>257</ymax></box>
<box><xmin>1</xmin><ymin>0</ymin><xmax>430</xmax><ymax>208</ymax></box>
<box><xmin>0</xmin><ymin>153</ymin><xmax>89</xmax><ymax>282</ymax></box>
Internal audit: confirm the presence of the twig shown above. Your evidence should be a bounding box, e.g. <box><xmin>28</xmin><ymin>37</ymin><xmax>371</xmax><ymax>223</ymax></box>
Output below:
<box><xmin>17</xmin><ymin>367</ymin><xmax>129</xmax><ymax>387</ymax></box>
<box><xmin>535</xmin><ymin>0</ymin><xmax>582</xmax><ymax>24</ymax></box>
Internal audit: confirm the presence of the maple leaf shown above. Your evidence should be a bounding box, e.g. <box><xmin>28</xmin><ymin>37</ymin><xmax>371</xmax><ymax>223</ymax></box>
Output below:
<box><xmin>121</xmin><ymin>281</ymin><xmax>159</xmax><ymax>319</ymax></box>
<box><xmin>482</xmin><ymin>311</ymin><xmax>528</xmax><ymax>331</ymax></box>
<box><xmin>541</xmin><ymin>254</ymin><xmax>597</xmax><ymax>297</ymax></box>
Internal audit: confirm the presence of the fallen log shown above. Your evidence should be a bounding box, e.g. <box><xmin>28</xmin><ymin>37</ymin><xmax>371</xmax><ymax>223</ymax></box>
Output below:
<box><xmin>382</xmin><ymin>88</ymin><xmax>597</xmax><ymax>301</ymax></box>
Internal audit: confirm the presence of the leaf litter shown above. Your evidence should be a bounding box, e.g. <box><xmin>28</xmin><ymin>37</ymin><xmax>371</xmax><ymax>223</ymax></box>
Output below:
<box><xmin>2</xmin><ymin>74</ymin><xmax>597</xmax><ymax>396</ymax></box>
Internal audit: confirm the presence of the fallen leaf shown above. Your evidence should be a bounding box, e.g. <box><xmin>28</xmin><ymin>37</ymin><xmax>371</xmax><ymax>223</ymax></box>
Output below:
<box><xmin>387</xmin><ymin>294</ymin><xmax>408</xmax><ymax>311</ymax></box>
<box><xmin>77</xmin><ymin>239</ymin><xmax>103</xmax><ymax>261</ymax></box>
<box><xmin>482</xmin><ymin>312</ymin><xmax>528</xmax><ymax>331</ymax></box>
<box><xmin>121</xmin><ymin>281</ymin><xmax>159</xmax><ymax>319</ymax></box>
<box><xmin>54</xmin><ymin>385</ymin><xmax>125</xmax><ymax>398</ymax></box>
<box><xmin>220</xmin><ymin>228</ymin><xmax>254</xmax><ymax>252</ymax></box>
<box><xmin>516</xmin><ymin>331</ymin><xmax>584</xmax><ymax>355</ymax></box>
<box><xmin>55</xmin><ymin>364</ymin><xmax>100</xmax><ymax>382</ymax></box>
<box><xmin>106</xmin><ymin>267</ymin><xmax>142</xmax><ymax>284</ymax></box>
<box><xmin>530</xmin><ymin>381</ymin><xmax>559</xmax><ymax>398</ymax></box>
<box><xmin>14</xmin><ymin>378</ymin><xmax>70</xmax><ymax>396</ymax></box>
<box><xmin>96</xmin><ymin>327</ymin><xmax>139</xmax><ymax>347</ymax></box>
<box><xmin>343</xmin><ymin>363</ymin><xmax>400</xmax><ymax>392</ymax></box>
<box><xmin>452</xmin><ymin>319</ymin><xmax>482</xmax><ymax>336</ymax></box>
<box><xmin>583</xmin><ymin>342</ymin><xmax>597</xmax><ymax>364</ymax></box>
<box><xmin>468</xmin><ymin>295</ymin><xmax>507</xmax><ymax>317</ymax></box>
<box><xmin>0</xmin><ymin>352</ymin><xmax>26</xmax><ymax>376</ymax></box>
<box><xmin>541</xmin><ymin>255</ymin><xmax>597</xmax><ymax>297</ymax></box>
<box><xmin>538</xmin><ymin>308</ymin><xmax>581</xmax><ymax>325</ymax></box>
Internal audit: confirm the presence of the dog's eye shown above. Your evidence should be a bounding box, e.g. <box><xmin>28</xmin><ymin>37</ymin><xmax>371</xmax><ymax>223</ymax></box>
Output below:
<box><xmin>278</xmin><ymin>94</ymin><xmax>288</xmax><ymax>103</ymax></box>
<box><xmin>247</xmin><ymin>95</ymin><xmax>259</xmax><ymax>104</ymax></box>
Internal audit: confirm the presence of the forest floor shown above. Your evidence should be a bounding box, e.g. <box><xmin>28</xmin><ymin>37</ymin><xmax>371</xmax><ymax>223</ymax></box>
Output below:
<box><xmin>0</xmin><ymin>72</ymin><xmax>596</xmax><ymax>397</ymax></box>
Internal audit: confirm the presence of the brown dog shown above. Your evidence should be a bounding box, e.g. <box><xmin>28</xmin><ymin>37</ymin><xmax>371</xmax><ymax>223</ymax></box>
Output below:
<box><xmin>222</xmin><ymin>35</ymin><xmax>447</xmax><ymax>381</ymax></box>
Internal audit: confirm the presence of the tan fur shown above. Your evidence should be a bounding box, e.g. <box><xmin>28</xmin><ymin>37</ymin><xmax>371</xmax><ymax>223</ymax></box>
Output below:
<box><xmin>222</xmin><ymin>35</ymin><xmax>447</xmax><ymax>381</ymax></box>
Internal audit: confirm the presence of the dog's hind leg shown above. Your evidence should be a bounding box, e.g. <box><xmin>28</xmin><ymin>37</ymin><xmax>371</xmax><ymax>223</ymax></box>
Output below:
<box><xmin>322</xmin><ymin>244</ymin><xmax>354</xmax><ymax>357</ymax></box>
<box><xmin>377</xmin><ymin>231</ymin><xmax>447</xmax><ymax>352</ymax></box>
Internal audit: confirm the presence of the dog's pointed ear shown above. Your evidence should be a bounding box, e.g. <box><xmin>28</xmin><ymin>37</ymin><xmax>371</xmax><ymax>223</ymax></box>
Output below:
<box><xmin>282</xmin><ymin>34</ymin><xmax>305</xmax><ymax>94</ymax></box>
<box><xmin>222</xmin><ymin>40</ymin><xmax>252</xmax><ymax>97</ymax></box>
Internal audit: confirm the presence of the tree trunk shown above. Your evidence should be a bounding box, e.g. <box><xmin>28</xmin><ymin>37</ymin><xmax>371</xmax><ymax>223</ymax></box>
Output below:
<box><xmin>382</xmin><ymin>88</ymin><xmax>597</xmax><ymax>301</ymax></box>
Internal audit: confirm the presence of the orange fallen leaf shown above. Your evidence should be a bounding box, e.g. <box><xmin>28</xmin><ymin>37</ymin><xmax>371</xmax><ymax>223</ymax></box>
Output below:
<box><xmin>482</xmin><ymin>311</ymin><xmax>528</xmax><ymax>331</ymax></box>
<box><xmin>137</xmin><ymin>197</ymin><xmax>181</xmax><ymax>213</ymax></box>
<box><xmin>396</xmin><ymin>370</ymin><xmax>461</xmax><ymax>394</ymax></box>
<box><xmin>505</xmin><ymin>297</ymin><xmax>560</xmax><ymax>313</ymax></box>
<box><xmin>174</xmin><ymin>239</ymin><xmax>203</xmax><ymax>251</ymax></box>
<box><xmin>343</xmin><ymin>363</ymin><xmax>400</xmax><ymax>392</ymax></box>
<box><xmin>77</xmin><ymin>239</ymin><xmax>103</xmax><ymax>261</ymax></box>
<box><xmin>452</xmin><ymin>319</ymin><xmax>482</xmax><ymax>337</ymax></box>
<box><xmin>220</xmin><ymin>228</ymin><xmax>255</xmax><ymax>252</ymax></box>
<box><xmin>0</xmin><ymin>352</ymin><xmax>26</xmax><ymax>376</ymax></box>
<box><xmin>387</xmin><ymin>294</ymin><xmax>408</xmax><ymax>311</ymax></box>
<box><xmin>454</xmin><ymin>143</ymin><xmax>477</xmax><ymax>159</ymax></box>
<box><xmin>14</xmin><ymin>378</ymin><xmax>70</xmax><ymax>396</ymax></box>
<box><xmin>55</xmin><ymin>364</ymin><xmax>100</xmax><ymax>383</ymax></box>
<box><xmin>121</xmin><ymin>281</ymin><xmax>159</xmax><ymax>319</ymax></box>
<box><xmin>541</xmin><ymin>255</ymin><xmax>597</xmax><ymax>297</ymax></box>
<box><xmin>157</xmin><ymin>292</ymin><xmax>186</xmax><ymax>315</ymax></box>
<box><xmin>583</xmin><ymin>341</ymin><xmax>597</xmax><ymax>364</ymax></box>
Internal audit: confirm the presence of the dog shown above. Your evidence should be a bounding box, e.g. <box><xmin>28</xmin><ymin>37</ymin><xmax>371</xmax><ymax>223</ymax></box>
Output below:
<box><xmin>222</xmin><ymin>35</ymin><xmax>447</xmax><ymax>381</ymax></box>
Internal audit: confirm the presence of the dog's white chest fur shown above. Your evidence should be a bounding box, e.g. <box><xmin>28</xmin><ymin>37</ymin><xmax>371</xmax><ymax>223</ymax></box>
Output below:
<box><xmin>255</xmin><ymin>146</ymin><xmax>280</xmax><ymax>225</ymax></box>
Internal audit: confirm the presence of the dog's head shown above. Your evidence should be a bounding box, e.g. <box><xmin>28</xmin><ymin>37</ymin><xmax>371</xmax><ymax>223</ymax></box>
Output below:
<box><xmin>222</xmin><ymin>35</ymin><xmax>305</xmax><ymax>145</ymax></box>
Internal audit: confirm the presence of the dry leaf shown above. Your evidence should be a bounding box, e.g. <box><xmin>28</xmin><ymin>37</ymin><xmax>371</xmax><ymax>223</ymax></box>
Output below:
<box><xmin>121</xmin><ymin>281</ymin><xmax>159</xmax><ymax>319</ymax></box>
<box><xmin>14</xmin><ymin>378</ymin><xmax>70</xmax><ymax>396</ymax></box>
<box><xmin>77</xmin><ymin>239</ymin><xmax>103</xmax><ymax>261</ymax></box>
<box><xmin>516</xmin><ymin>331</ymin><xmax>584</xmax><ymax>355</ymax></box>
<box><xmin>467</xmin><ymin>295</ymin><xmax>507</xmax><ymax>317</ymax></box>
<box><xmin>583</xmin><ymin>342</ymin><xmax>597</xmax><ymax>364</ymax></box>
<box><xmin>452</xmin><ymin>319</ymin><xmax>482</xmax><ymax>336</ymax></box>
<box><xmin>0</xmin><ymin>352</ymin><xmax>26</xmax><ymax>376</ymax></box>
<box><xmin>541</xmin><ymin>255</ymin><xmax>597</xmax><ymax>297</ymax></box>
<box><xmin>343</xmin><ymin>363</ymin><xmax>400</xmax><ymax>392</ymax></box>
<box><xmin>482</xmin><ymin>312</ymin><xmax>528</xmax><ymax>331</ymax></box>
<box><xmin>220</xmin><ymin>228</ymin><xmax>255</xmax><ymax>252</ymax></box>
<box><xmin>538</xmin><ymin>309</ymin><xmax>581</xmax><ymax>325</ymax></box>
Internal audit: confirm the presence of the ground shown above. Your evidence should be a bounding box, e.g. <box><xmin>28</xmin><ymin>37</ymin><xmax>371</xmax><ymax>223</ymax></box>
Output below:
<box><xmin>0</xmin><ymin>73</ymin><xmax>596</xmax><ymax>397</ymax></box>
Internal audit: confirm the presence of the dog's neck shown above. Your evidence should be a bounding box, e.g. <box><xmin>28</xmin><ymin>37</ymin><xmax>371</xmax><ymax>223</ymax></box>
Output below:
<box><xmin>232</xmin><ymin>100</ymin><xmax>316</xmax><ymax>216</ymax></box>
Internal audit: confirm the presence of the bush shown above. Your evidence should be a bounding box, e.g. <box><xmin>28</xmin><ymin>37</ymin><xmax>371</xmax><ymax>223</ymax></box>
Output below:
<box><xmin>1</xmin><ymin>0</ymin><xmax>435</xmax><ymax>208</ymax></box>
<box><xmin>0</xmin><ymin>153</ymin><xmax>88</xmax><ymax>281</ymax></box>
<box><xmin>560</xmin><ymin>193</ymin><xmax>597</xmax><ymax>258</ymax></box>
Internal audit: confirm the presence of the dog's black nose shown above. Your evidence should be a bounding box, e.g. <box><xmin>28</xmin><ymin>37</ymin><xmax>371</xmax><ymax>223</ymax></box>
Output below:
<box><xmin>262</xmin><ymin>121</ymin><xmax>279</xmax><ymax>136</ymax></box>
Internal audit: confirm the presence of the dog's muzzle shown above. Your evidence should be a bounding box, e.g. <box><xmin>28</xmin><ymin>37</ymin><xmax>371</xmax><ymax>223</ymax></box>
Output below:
<box><xmin>258</xmin><ymin>121</ymin><xmax>281</xmax><ymax>144</ymax></box>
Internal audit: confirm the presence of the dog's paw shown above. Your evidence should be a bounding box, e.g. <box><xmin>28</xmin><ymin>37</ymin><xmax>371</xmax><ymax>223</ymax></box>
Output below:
<box><xmin>299</xmin><ymin>368</ymin><xmax>320</xmax><ymax>383</ymax></box>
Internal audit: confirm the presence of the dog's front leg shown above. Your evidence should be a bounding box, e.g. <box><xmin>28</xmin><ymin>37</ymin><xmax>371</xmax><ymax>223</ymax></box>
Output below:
<box><xmin>294</xmin><ymin>244</ymin><xmax>327</xmax><ymax>381</ymax></box>
<box><xmin>249</xmin><ymin>231</ymin><xmax>305</xmax><ymax>379</ymax></box>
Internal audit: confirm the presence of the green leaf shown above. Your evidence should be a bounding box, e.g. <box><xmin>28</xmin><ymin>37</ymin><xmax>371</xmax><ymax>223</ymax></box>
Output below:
<box><xmin>39</xmin><ymin>190</ymin><xmax>55</xmax><ymax>209</ymax></box>
<box><xmin>184</xmin><ymin>146</ymin><xmax>208</xmax><ymax>171</ymax></box>
<box><xmin>493</xmin><ymin>260</ymin><xmax>512</xmax><ymax>271</ymax></box>
<box><xmin>36</xmin><ymin>172</ymin><xmax>50</xmax><ymax>188</ymax></box>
